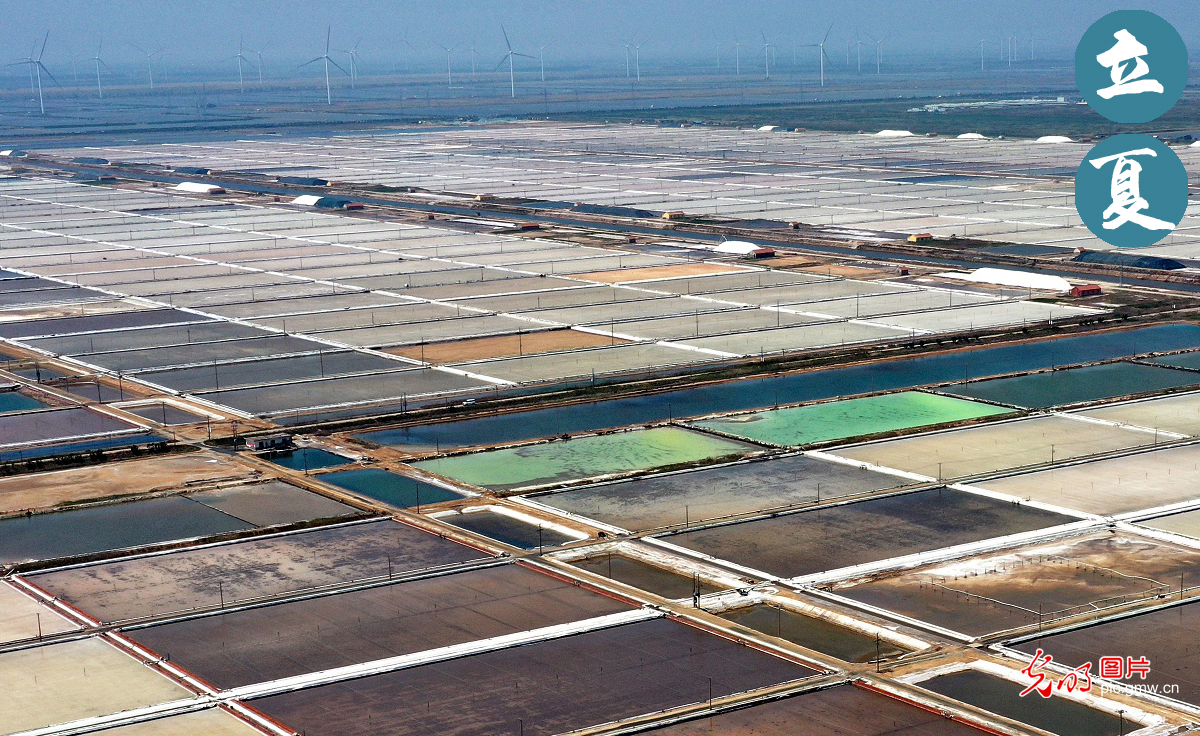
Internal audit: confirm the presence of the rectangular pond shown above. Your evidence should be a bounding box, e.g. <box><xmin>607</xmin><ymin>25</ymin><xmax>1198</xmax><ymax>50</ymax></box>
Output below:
<box><xmin>1013</xmin><ymin>598</ymin><xmax>1200</xmax><ymax>707</ymax></box>
<box><xmin>128</xmin><ymin>563</ymin><xmax>630</xmax><ymax>689</ymax></box>
<box><xmin>413</xmin><ymin>427</ymin><xmax>757</xmax><ymax>492</ymax></box>
<box><xmin>355</xmin><ymin>324</ymin><xmax>1200</xmax><ymax>450</ymax></box>
<box><xmin>832</xmin><ymin>415</ymin><xmax>1153</xmax><ymax>480</ymax></box>
<box><xmin>259</xmin><ymin>446</ymin><xmax>352</xmax><ymax>471</ymax></box>
<box><xmin>917</xmin><ymin>670</ymin><xmax>1132</xmax><ymax>736</ymax></box>
<box><xmin>691</xmin><ymin>391</ymin><xmax>1009</xmax><ymax>446</ymax></box>
<box><xmin>941</xmin><ymin>361</ymin><xmax>1200</xmax><ymax>408</ymax></box>
<box><xmin>317</xmin><ymin>467</ymin><xmax>465</xmax><ymax>508</ymax></box>
<box><xmin>837</xmin><ymin>531</ymin><xmax>1200</xmax><ymax>636</ymax></box>
<box><xmin>633</xmin><ymin>682</ymin><xmax>987</xmax><ymax>735</ymax></box>
<box><xmin>664</xmin><ymin>488</ymin><xmax>1073</xmax><ymax>579</ymax></box>
<box><xmin>718</xmin><ymin>604</ymin><xmax>907</xmax><ymax>663</ymax></box>
<box><xmin>249</xmin><ymin>618</ymin><xmax>816</xmax><ymax>736</ymax></box>
<box><xmin>536</xmin><ymin>454</ymin><xmax>903</xmax><ymax>532</ymax></box>
<box><xmin>30</xmin><ymin>519</ymin><xmax>490</xmax><ymax>622</ymax></box>
<box><xmin>572</xmin><ymin>553</ymin><xmax>726</xmax><ymax>599</ymax></box>
<box><xmin>440</xmin><ymin>509</ymin><xmax>580</xmax><ymax>549</ymax></box>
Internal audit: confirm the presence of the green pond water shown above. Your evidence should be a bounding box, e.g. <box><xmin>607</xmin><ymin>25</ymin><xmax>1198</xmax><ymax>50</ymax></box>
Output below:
<box><xmin>718</xmin><ymin>604</ymin><xmax>907</xmax><ymax>663</ymax></box>
<box><xmin>691</xmin><ymin>391</ymin><xmax>1009</xmax><ymax>446</ymax></box>
<box><xmin>318</xmin><ymin>468</ymin><xmax>464</xmax><ymax>509</ymax></box>
<box><xmin>413</xmin><ymin>427</ymin><xmax>755</xmax><ymax>491</ymax></box>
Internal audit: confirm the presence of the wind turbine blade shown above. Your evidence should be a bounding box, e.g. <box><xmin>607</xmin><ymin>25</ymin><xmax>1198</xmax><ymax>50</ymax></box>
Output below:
<box><xmin>822</xmin><ymin>23</ymin><xmax>834</xmax><ymax>44</ymax></box>
<box><xmin>327</xmin><ymin>56</ymin><xmax>350</xmax><ymax>75</ymax></box>
<box><xmin>6</xmin><ymin>61</ymin><xmax>31</xmax><ymax>67</ymax></box>
<box><xmin>513</xmin><ymin>52</ymin><xmax>535</xmax><ymax>60</ymax></box>
<box><xmin>99</xmin><ymin>58</ymin><xmax>113</xmax><ymax>71</ymax></box>
<box><xmin>493</xmin><ymin>53</ymin><xmax>511</xmax><ymax>72</ymax></box>
<box><xmin>38</xmin><ymin>30</ymin><xmax>50</xmax><ymax>61</ymax></box>
<box><xmin>298</xmin><ymin>57</ymin><xmax>323</xmax><ymax>68</ymax></box>
<box><xmin>501</xmin><ymin>25</ymin><xmax>512</xmax><ymax>51</ymax></box>
<box><xmin>325</xmin><ymin>26</ymin><xmax>331</xmax><ymax>55</ymax></box>
<box><xmin>37</xmin><ymin>62</ymin><xmax>61</xmax><ymax>87</ymax></box>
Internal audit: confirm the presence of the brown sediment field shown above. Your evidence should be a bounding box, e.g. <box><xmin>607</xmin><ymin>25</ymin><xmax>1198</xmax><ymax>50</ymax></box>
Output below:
<box><xmin>385</xmin><ymin>329</ymin><xmax>631</xmax><ymax>364</ymax></box>
<box><xmin>577</xmin><ymin>262</ymin><xmax>748</xmax><ymax>283</ymax></box>
<box><xmin>0</xmin><ymin>451</ymin><xmax>256</xmax><ymax>514</ymax></box>
<box><xmin>837</xmin><ymin>531</ymin><xmax>1200</xmax><ymax>636</ymax></box>
<box><xmin>789</xmin><ymin>262</ymin><xmax>902</xmax><ymax>278</ymax></box>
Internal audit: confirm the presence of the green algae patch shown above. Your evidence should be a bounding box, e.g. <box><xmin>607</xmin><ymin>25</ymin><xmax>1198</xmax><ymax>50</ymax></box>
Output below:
<box><xmin>691</xmin><ymin>391</ymin><xmax>1010</xmax><ymax>446</ymax></box>
<box><xmin>412</xmin><ymin>427</ymin><xmax>756</xmax><ymax>491</ymax></box>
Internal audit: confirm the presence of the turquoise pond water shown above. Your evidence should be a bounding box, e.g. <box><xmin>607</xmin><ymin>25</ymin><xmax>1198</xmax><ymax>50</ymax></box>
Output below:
<box><xmin>318</xmin><ymin>468</ymin><xmax>464</xmax><ymax>508</ymax></box>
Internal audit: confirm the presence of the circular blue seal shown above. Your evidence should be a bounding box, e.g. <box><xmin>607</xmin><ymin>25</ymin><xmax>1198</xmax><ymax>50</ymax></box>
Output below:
<box><xmin>1076</xmin><ymin>10</ymin><xmax>1187</xmax><ymax>123</ymax></box>
<box><xmin>1075</xmin><ymin>134</ymin><xmax>1188</xmax><ymax>249</ymax></box>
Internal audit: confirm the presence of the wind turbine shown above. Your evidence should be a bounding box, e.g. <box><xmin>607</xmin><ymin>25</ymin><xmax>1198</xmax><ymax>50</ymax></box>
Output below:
<box><xmin>338</xmin><ymin>38</ymin><xmax>363</xmax><ymax>88</ymax></box>
<box><xmin>253</xmin><ymin>45</ymin><xmax>267</xmax><ymax>84</ymax></box>
<box><xmin>470</xmin><ymin>39</ymin><xmax>478</xmax><ymax>75</ymax></box>
<box><xmin>623</xmin><ymin>42</ymin><xmax>631</xmax><ymax>77</ymax></box>
<box><xmin>537</xmin><ymin>43</ymin><xmax>547</xmax><ymax>82</ymax></box>
<box><xmin>867</xmin><ymin>34</ymin><xmax>884</xmax><ymax>74</ymax></box>
<box><xmin>802</xmin><ymin>24</ymin><xmax>833</xmax><ymax>87</ymax></box>
<box><xmin>10</xmin><ymin>32</ymin><xmax>58</xmax><ymax>115</ymax></box>
<box><xmin>89</xmin><ymin>39</ymin><xmax>110</xmax><ymax>98</ymax></box>
<box><xmin>979</xmin><ymin>38</ymin><xmax>986</xmax><ymax>71</ymax></box>
<box><xmin>760</xmin><ymin>32</ymin><xmax>773</xmax><ymax>79</ymax></box>
<box><xmin>434</xmin><ymin>42</ymin><xmax>457</xmax><ymax>88</ymax></box>
<box><xmin>300</xmin><ymin>26</ymin><xmax>349</xmax><ymax>105</ymax></box>
<box><xmin>230</xmin><ymin>37</ymin><xmax>252</xmax><ymax>92</ymax></box>
<box><xmin>496</xmin><ymin>26</ymin><xmax>533</xmax><ymax>98</ymax></box>
<box><xmin>634</xmin><ymin>42</ymin><xmax>643</xmax><ymax>82</ymax></box>
<box><xmin>734</xmin><ymin>40</ymin><xmax>742</xmax><ymax>75</ymax></box>
<box><xmin>130</xmin><ymin>43</ymin><xmax>161</xmax><ymax>89</ymax></box>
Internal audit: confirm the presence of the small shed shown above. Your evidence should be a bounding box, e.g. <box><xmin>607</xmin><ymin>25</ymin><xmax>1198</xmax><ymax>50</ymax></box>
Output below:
<box><xmin>1069</xmin><ymin>284</ymin><xmax>1102</xmax><ymax>297</ymax></box>
<box><xmin>907</xmin><ymin>232</ymin><xmax>934</xmax><ymax>243</ymax></box>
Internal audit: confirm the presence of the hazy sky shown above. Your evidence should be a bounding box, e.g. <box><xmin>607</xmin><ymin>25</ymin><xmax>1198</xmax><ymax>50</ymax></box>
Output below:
<box><xmin>3</xmin><ymin>1</ymin><xmax>1197</xmax><ymax>73</ymax></box>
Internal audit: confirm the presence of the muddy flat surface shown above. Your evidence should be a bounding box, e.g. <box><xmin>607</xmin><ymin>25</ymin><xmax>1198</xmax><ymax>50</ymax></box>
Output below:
<box><xmin>130</xmin><ymin>563</ymin><xmax>630</xmax><ymax>689</ymax></box>
<box><xmin>30</xmin><ymin>520</ymin><xmax>489</xmax><ymax>623</ymax></box>
<box><xmin>839</xmin><ymin>532</ymin><xmax>1200</xmax><ymax>636</ymax></box>
<box><xmin>666</xmin><ymin>487</ymin><xmax>1073</xmax><ymax>579</ymax></box>
<box><xmin>539</xmin><ymin>455</ymin><xmax>903</xmax><ymax>531</ymax></box>
<box><xmin>0</xmin><ymin>451</ymin><xmax>253</xmax><ymax>513</ymax></box>
<box><xmin>832</xmin><ymin>415</ymin><xmax>1152</xmax><ymax>480</ymax></box>
<box><xmin>1015</xmin><ymin>599</ymin><xmax>1200</xmax><ymax>707</ymax></box>
<box><xmin>976</xmin><ymin>443</ymin><xmax>1200</xmax><ymax>516</ymax></box>
<box><xmin>636</xmin><ymin>682</ymin><xmax>987</xmax><ymax>735</ymax></box>
<box><xmin>0</xmin><ymin>582</ymin><xmax>78</xmax><ymax>644</ymax></box>
<box><xmin>251</xmin><ymin>618</ymin><xmax>815</xmax><ymax>736</ymax></box>
<box><xmin>386</xmin><ymin>329</ymin><xmax>629</xmax><ymax>363</ymax></box>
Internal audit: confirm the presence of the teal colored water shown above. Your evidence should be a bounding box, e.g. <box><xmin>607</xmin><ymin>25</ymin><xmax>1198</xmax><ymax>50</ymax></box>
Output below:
<box><xmin>359</xmin><ymin>323</ymin><xmax>1200</xmax><ymax>450</ymax></box>
<box><xmin>693</xmin><ymin>391</ymin><xmax>1009</xmax><ymax>445</ymax></box>
<box><xmin>261</xmin><ymin>447</ymin><xmax>351</xmax><ymax>471</ymax></box>
<box><xmin>943</xmin><ymin>361</ymin><xmax>1200</xmax><ymax>408</ymax></box>
<box><xmin>318</xmin><ymin>468</ymin><xmax>463</xmax><ymax>509</ymax></box>
<box><xmin>0</xmin><ymin>392</ymin><xmax>47</xmax><ymax>413</ymax></box>
<box><xmin>414</xmin><ymin>427</ymin><xmax>755</xmax><ymax>491</ymax></box>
